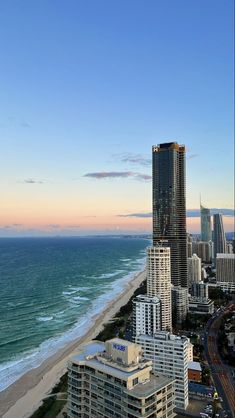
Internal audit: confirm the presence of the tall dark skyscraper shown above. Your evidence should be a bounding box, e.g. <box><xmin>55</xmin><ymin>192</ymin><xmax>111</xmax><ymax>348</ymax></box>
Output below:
<box><xmin>213</xmin><ymin>213</ymin><xmax>226</xmax><ymax>258</ymax></box>
<box><xmin>152</xmin><ymin>142</ymin><xmax>187</xmax><ymax>287</ymax></box>
<box><xmin>200</xmin><ymin>203</ymin><xmax>212</xmax><ymax>242</ymax></box>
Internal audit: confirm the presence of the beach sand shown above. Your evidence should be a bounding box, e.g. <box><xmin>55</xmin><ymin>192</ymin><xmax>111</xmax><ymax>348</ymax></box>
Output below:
<box><xmin>0</xmin><ymin>269</ymin><xmax>146</xmax><ymax>418</ymax></box>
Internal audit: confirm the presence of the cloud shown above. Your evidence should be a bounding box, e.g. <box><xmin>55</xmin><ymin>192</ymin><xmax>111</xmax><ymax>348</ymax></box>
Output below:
<box><xmin>66</xmin><ymin>225</ymin><xmax>80</xmax><ymax>228</ymax></box>
<box><xmin>187</xmin><ymin>208</ymin><xmax>234</xmax><ymax>217</ymax></box>
<box><xmin>19</xmin><ymin>178</ymin><xmax>44</xmax><ymax>184</ymax></box>
<box><xmin>20</xmin><ymin>121</ymin><xmax>31</xmax><ymax>128</ymax></box>
<box><xmin>117</xmin><ymin>208</ymin><xmax>235</xmax><ymax>219</ymax></box>
<box><xmin>187</xmin><ymin>154</ymin><xmax>199</xmax><ymax>160</ymax></box>
<box><xmin>47</xmin><ymin>224</ymin><xmax>61</xmax><ymax>228</ymax></box>
<box><xmin>117</xmin><ymin>212</ymin><xmax>152</xmax><ymax>218</ymax></box>
<box><xmin>135</xmin><ymin>174</ymin><xmax>152</xmax><ymax>181</ymax></box>
<box><xmin>84</xmin><ymin>171</ymin><xmax>133</xmax><ymax>179</ymax></box>
<box><xmin>112</xmin><ymin>153</ymin><xmax>151</xmax><ymax>166</ymax></box>
<box><xmin>84</xmin><ymin>171</ymin><xmax>151</xmax><ymax>181</ymax></box>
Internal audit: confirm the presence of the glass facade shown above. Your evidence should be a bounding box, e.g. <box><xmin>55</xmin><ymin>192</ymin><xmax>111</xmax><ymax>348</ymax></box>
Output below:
<box><xmin>200</xmin><ymin>204</ymin><xmax>212</xmax><ymax>242</ymax></box>
<box><xmin>152</xmin><ymin>142</ymin><xmax>187</xmax><ymax>287</ymax></box>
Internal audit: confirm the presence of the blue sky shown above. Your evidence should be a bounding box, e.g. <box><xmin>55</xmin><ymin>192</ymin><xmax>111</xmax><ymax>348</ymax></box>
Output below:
<box><xmin>0</xmin><ymin>0</ymin><xmax>234</xmax><ymax>235</ymax></box>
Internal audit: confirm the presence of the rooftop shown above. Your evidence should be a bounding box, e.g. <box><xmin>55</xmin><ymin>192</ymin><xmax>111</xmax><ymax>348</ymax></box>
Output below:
<box><xmin>69</xmin><ymin>340</ymin><xmax>152</xmax><ymax>376</ymax></box>
<box><xmin>137</xmin><ymin>331</ymin><xmax>189</xmax><ymax>344</ymax></box>
<box><xmin>188</xmin><ymin>361</ymin><xmax>202</xmax><ymax>372</ymax></box>
<box><xmin>217</xmin><ymin>253</ymin><xmax>235</xmax><ymax>259</ymax></box>
<box><xmin>124</xmin><ymin>373</ymin><xmax>174</xmax><ymax>399</ymax></box>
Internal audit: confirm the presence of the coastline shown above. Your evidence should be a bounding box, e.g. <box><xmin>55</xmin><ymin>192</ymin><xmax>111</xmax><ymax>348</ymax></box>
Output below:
<box><xmin>0</xmin><ymin>269</ymin><xmax>146</xmax><ymax>418</ymax></box>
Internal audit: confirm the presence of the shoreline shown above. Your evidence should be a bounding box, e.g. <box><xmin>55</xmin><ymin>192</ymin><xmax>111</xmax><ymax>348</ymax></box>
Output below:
<box><xmin>0</xmin><ymin>269</ymin><xmax>146</xmax><ymax>418</ymax></box>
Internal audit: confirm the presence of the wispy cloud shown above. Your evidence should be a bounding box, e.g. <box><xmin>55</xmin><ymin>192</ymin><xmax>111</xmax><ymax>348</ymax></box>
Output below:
<box><xmin>112</xmin><ymin>153</ymin><xmax>151</xmax><ymax>166</ymax></box>
<box><xmin>19</xmin><ymin>178</ymin><xmax>44</xmax><ymax>184</ymax></box>
<box><xmin>84</xmin><ymin>171</ymin><xmax>151</xmax><ymax>181</ymax></box>
<box><xmin>0</xmin><ymin>117</ymin><xmax>31</xmax><ymax>128</ymax></box>
<box><xmin>47</xmin><ymin>224</ymin><xmax>61</xmax><ymax>228</ymax></box>
<box><xmin>117</xmin><ymin>208</ymin><xmax>234</xmax><ymax>218</ymax></box>
<box><xmin>187</xmin><ymin>154</ymin><xmax>199</xmax><ymax>160</ymax></box>
<box><xmin>187</xmin><ymin>208</ymin><xmax>234</xmax><ymax>217</ymax></box>
<box><xmin>19</xmin><ymin>121</ymin><xmax>31</xmax><ymax>128</ymax></box>
<box><xmin>117</xmin><ymin>212</ymin><xmax>152</xmax><ymax>218</ymax></box>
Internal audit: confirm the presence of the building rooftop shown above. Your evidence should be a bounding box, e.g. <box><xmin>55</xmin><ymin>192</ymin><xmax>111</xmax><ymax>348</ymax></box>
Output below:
<box><xmin>137</xmin><ymin>331</ymin><xmax>189</xmax><ymax>344</ymax></box>
<box><xmin>134</xmin><ymin>294</ymin><xmax>161</xmax><ymax>303</ymax></box>
<box><xmin>124</xmin><ymin>373</ymin><xmax>174</xmax><ymax>399</ymax></box>
<box><xmin>189</xmin><ymin>297</ymin><xmax>213</xmax><ymax>305</ymax></box>
<box><xmin>188</xmin><ymin>361</ymin><xmax>202</xmax><ymax>372</ymax></box>
<box><xmin>69</xmin><ymin>340</ymin><xmax>152</xmax><ymax>377</ymax></box>
<box><xmin>217</xmin><ymin>253</ymin><xmax>235</xmax><ymax>259</ymax></box>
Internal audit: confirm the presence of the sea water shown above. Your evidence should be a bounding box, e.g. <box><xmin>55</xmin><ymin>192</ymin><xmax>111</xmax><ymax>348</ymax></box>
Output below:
<box><xmin>0</xmin><ymin>236</ymin><xmax>148</xmax><ymax>391</ymax></box>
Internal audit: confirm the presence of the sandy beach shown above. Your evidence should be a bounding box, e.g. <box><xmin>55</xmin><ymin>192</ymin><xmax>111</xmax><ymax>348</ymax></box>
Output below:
<box><xmin>0</xmin><ymin>269</ymin><xmax>146</xmax><ymax>418</ymax></box>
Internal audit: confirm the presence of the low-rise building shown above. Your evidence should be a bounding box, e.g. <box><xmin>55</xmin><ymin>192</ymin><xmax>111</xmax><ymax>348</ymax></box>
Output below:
<box><xmin>188</xmin><ymin>361</ymin><xmax>202</xmax><ymax>383</ymax></box>
<box><xmin>67</xmin><ymin>338</ymin><xmax>176</xmax><ymax>418</ymax></box>
<box><xmin>188</xmin><ymin>297</ymin><xmax>214</xmax><ymax>315</ymax></box>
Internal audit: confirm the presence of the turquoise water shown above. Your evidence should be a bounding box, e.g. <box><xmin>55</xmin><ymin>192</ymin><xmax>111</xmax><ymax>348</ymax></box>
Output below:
<box><xmin>0</xmin><ymin>236</ymin><xmax>148</xmax><ymax>390</ymax></box>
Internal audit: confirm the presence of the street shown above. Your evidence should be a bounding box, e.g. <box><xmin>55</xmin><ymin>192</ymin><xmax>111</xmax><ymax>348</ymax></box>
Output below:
<box><xmin>203</xmin><ymin>306</ymin><xmax>235</xmax><ymax>418</ymax></box>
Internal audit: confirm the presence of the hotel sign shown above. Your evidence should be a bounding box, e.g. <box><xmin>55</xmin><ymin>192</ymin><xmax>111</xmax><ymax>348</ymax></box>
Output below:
<box><xmin>113</xmin><ymin>343</ymin><xmax>126</xmax><ymax>351</ymax></box>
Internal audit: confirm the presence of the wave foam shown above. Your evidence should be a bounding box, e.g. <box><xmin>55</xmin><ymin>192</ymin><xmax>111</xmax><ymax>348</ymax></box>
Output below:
<box><xmin>0</xmin><ymin>254</ymin><xmax>146</xmax><ymax>392</ymax></box>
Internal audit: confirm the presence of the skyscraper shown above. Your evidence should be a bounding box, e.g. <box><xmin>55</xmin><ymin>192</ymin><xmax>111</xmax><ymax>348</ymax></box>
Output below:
<box><xmin>213</xmin><ymin>213</ymin><xmax>226</xmax><ymax>258</ymax></box>
<box><xmin>200</xmin><ymin>203</ymin><xmax>212</xmax><ymax>242</ymax></box>
<box><xmin>146</xmin><ymin>246</ymin><xmax>172</xmax><ymax>331</ymax></box>
<box><xmin>152</xmin><ymin>142</ymin><xmax>187</xmax><ymax>287</ymax></box>
<box><xmin>187</xmin><ymin>253</ymin><xmax>201</xmax><ymax>288</ymax></box>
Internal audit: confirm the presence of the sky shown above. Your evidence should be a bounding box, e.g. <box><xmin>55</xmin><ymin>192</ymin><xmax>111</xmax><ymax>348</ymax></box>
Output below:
<box><xmin>0</xmin><ymin>0</ymin><xmax>234</xmax><ymax>236</ymax></box>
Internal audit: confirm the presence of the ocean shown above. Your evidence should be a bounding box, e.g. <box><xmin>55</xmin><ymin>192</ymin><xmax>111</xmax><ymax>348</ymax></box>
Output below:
<box><xmin>0</xmin><ymin>236</ymin><xmax>148</xmax><ymax>391</ymax></box>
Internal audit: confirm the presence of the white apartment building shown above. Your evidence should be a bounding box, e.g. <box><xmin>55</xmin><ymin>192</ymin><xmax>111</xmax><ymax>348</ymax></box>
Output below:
<box><xmin>171</xmin><ymin>286</ymin><xmax>188</xmax><ymax>324</ymax></box>
<box><xmin>67</xmin><ymin>338</ymin><xmax>175</xmax><ymax>418</ymax></box>
<box><xmin>132</xmin><ymin>295</ymin><xmax>161</xmax><ymax>338</ymax></box>
<box><xmin>216</xmin><ymin>253</ymin><xmax>235</xmax><ymax>292</ymax></box>
<box><xmin>136</xmin><ymin>331</ymin><xmax>189</xmax><ymax>410</ymax></box>
<box><xmin>147</xmin><ymin>246</ymin><xmax>172</xmax><ymax>331</ymax></box>
<box><xmin>187</xmin><ymin>254</ymin><xmax>201</xmax><ymax>288</ymax></box>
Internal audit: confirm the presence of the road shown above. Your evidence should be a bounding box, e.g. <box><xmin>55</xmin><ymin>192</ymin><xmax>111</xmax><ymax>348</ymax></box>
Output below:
<box><xmin>203</xmin><ymin>305</ymin><xmax>235</xmax><ymax>418</ymax></box>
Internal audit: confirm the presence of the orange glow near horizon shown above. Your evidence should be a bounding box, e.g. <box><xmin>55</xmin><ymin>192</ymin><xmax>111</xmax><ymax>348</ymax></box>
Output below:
<box><xmin>0</xmin><ymin>215</ymin><xmax>234</xmax><ymax>235</ymax></box>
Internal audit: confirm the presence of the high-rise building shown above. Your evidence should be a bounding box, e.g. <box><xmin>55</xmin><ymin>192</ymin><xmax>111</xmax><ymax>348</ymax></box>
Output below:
<box><xmin>187</xmin><ymin>254</ymin><xmax>201</xmax><ymax>288</ymax></box>
<box><xmin>132</xmin><ymin>295</ymin><xmax>161</xmax><ymax>337</ymax></box>
<box><xmin>171</xmin><ymin>286</ymin><xmax>188</xmax><ymax>324</ymax></box>
<box><xmin>146</xmin><ymin>246</ymin><xmax>172</xmax><ymax>331</ymax></box>
<box><xmin>216</xmin><ymin>253</ymin><xmax>235</xmax><ymax>293</ymax></box>
<box><xmin>226</xmin><ymin>243</ymin><xmax>233</xmax><ymax>254</ymax></box>
<box><xmin>187</xmin><ymin>242</ymin><xmax>192</xmax><ymax>258</ymax></box>
<box><xmin>136</xmin><ymin>331</ymin><xmax>190</xmax><ymax>410</ymax></box>
<box><xmin>213</xmin><ymin>214</ymin><xmax>226</xmax><ymax>259</ymax></box>
<box><xmin>200</xmin><ymin>203</ymin><xmax>212</xmax><ymax>242</ymax></box>
<box><xmin>67</xmin><ymin>338</ymin><xmax>175</xmax><ymax>418</ymax></box>
<box><xmin>152</xmin><ymin>142</ymin><xmax>187</xmax><ymax>287</ymax></box>
<box><xmin>188</xmin><ymin>254</ymin><xmax>202</xmax><ymax>287</ymax></box>
<box><xmin>191</xmin><ymin>282</ymin><xmax>209</xmax><ymax>299</ymax></box>
<box><xmin>192</xmin><ymin>241</ymin><xmax>211</xmax><ymax>263</ymax></box>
